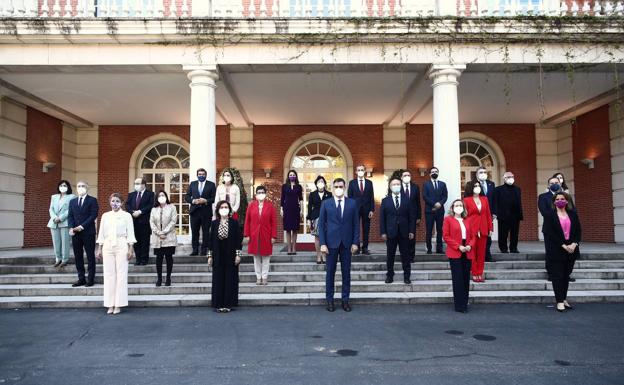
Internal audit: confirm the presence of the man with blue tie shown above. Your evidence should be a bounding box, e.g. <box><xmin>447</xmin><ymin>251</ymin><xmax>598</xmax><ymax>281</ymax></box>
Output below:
<box><xmin>347</xmin><ymin>164</ymin><xmax>375</xmax><ymax>255</ymax></box>
<box><xmin>423</xmin><ymin>167</ymin><xmax>448</xmax><ymax>254</ymax></box>
<box><xmin>476</xmin><ymin>166</ymin><xmax>496</xmax><ymax>262</ymax></box>
<box><xmin>318</xmin><ymin>178</ymin><xmax>360</xmax><ymax>312</ymax></box>
<box><xmin>381</xmin><ymin>177</ymin><xmax>416</xmax><ymax>284</ymax></box>
<box><xmin>185</xmin><ymin>168</ymin><xmax>216</xmax><ymax>256</ymax></box>
<box><xmin>68</xmin><ymin>181</ymin><xmax>99</xmax><ymax>287</ymax></box>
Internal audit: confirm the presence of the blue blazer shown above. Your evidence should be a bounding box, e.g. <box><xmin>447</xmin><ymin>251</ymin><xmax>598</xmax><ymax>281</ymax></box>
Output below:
<box><xmin>479</xmin><ymin>180</ymin><xmax>496</xmax><ymax>210</ymax></box>
<box><xmin>538</xmin><ymin>191</ymin><xmax>555</xmax><ymax>218</ymax></box>
<box><xmin>422</xmin><ymin>179</ymin><xmax>448</xmax><ymax>214</ymax></box>
<box><xmin>67</xmin><ymin>195</ymin><xmax>99</xmax><ymax>235</ymax></box>
<box><xmin>347</xmin><ymin>178</ymin><xmax>375</xmax><ymax>213</ymax></box>
<box><xmin>318</xmin><ymin>197</ymin><xmax>360</xmax><ymax>249</ymax></box>
<box><xmin>185</xmin><ymin>180</ymin><xmax>216</xmax><ymax>217</ymax></box>
<box><xmin>125</xmin><ymin>190</ymin><xmax>154</xmax><ymax>225</ymax></box>
<box><xmin>380</xmin><ymin>194</ymin><xmax>415</xmax><ymax>239</ymax></box>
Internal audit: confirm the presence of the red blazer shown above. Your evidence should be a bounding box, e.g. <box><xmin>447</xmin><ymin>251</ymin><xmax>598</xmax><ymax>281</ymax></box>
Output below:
<box><xmin>463</xmin><ymin>196</ymin><xmax>493</xmax><ymax>239</ymax></box>
<box><xmin>244</xmin><ymin>200</ymin><xmax>277</xmax><ymax>256</ymax></box>
<box><xmin>442</xmin><ymin>215</ymin><xmax>477</xmax><ymax>259</ymax></box>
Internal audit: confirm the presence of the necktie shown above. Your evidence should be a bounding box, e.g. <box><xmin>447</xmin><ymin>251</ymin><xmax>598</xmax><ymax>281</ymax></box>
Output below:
<box><xmin>482</xmin><ymin>181</ymin><xmax>487</xmax><ymax>195</ymax></box>
<box><xmin>79</xmin><ymin>197</ymin><xmax>83</xmax><ymax>208</ymax></box>
<box><xmin>359</xmin><ymin>180</ymin><xmax>364</xmax><ymax>193</ymax></box>
<box><xmin>395</xmin><ymin>195</ymin><xmax>399</xmax><ymax>209</ymax></box>
<box><xmin>337</xmin><ymin>199</ymin><xmax>342</xmax><ymax>220</ymax></box>
<box><xmin>434</xmin><ymin>181</ymin><xmax>438</xmax><ymax>190</ymax></box>
<box><xmin>404</xmin><ymin>184</ymin><xmax>410</xmax><ymax>198</ymax></box>
<box><xmin>199</xmin><ymin>182</ymin><xmax>204</xmax><ymax>196</ymax></box>
<box><xmin>135</xmin><ymin>191</ymin><xmax>141</xmax><ymax>209</ymax></box>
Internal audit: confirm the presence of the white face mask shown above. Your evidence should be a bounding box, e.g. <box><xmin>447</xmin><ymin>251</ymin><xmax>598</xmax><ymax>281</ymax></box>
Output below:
<box><xmin>256</xmin><ymin>193</ymin><xmax>266</xmax><ymax>201</ymax></box>
<box><xmin>317</xmin><ymin>182</ymin><xmax>325</xmax><ymax>190</ymax></box>
<box><xmin>477</xmin><ymin>173</ymin><xmax>487</xmax><ymax>181</ymax></box>
<box><xmin>402</xmin><ymin>176</ymin><xmax>411</xmax><ymax>184</ymax></box>
<box><xmin>333</xmin><ymin>187</ymin><xmax>344</xmax><ymax>197</ymax></box>
<box><xmin>357</xmin><ymin>171</ymin><xmax>365</xmax><ymax>178</ymax></box>
<box><xmin>76</xmin><ymin>187</ymin><xmax>87</xmax><ymax>196</ymax></box>
<box><xmin>158</xmin><ymin>196</ymin><xmax>167</xmax><ymax>205</ymax></box>
<box><xmin>59</xmin><ymin>186</ymin><xmax>68</xmax><ymax>194</ymax></box>
<box><xmin>134</xmin><ymin>184</ymin><xmax>143</xmax><ymax>192</ymax></box>
<box><xmin>219</xmin><ymin>208</ymin><xmax>230</xmax><ymax>217</ymax></box>
<box><xmin>391</xmin><ymin>185</ymin><xmax>401</xmax><ymax>194</ymax></box>
<box><xmin>505</xmin><ymin>178</ymin><xmax>515</xmax><ymax>186</ymax></box>
<box><xmin>223</xmin><ymin>176</ymin><xmax>232</xmax><ymax>183</ymax></box>
<box><xmin>473</xmin><ymin>187</ymin><xmax>482</xmax><ymax>195</ymax></box>
<box><xmin>453</xmin><ymin>206</ymin><xmax>464</xmax><ymax>215</ymax></box>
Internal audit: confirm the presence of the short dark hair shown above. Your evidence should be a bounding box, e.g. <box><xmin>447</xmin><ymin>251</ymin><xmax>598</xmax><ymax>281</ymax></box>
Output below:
<box><xmin>464</xmin><ymin>180</ymin><xmax>484</xmax><ymax>198</ymax></box>
<box><xmin>153</xmin><ymin>190</ymin><xmax>170</xmax><ymax>207</ymax></box>
<box><xmin>197</xmin><ymin>168</ymin><xmax>207</xmax><ymax>176</ymax></box>
<box><xmin>285</xmin><ymin>169</ymin><xmax>300</xmax><ymax>185</ymax></box>
<box><xmin>430</xmin><ymin>167</ymin><xmax>439</xmax><ymax>173</ymax></box>
<box><xmin>547</xmin><ymin>176</ymin><xmax>559</xmax><ymax>185</ymax></box>
<box><xmin>314</xmin><ymin>175</ymin><xmax>327</xmax><ymax>187</ymax></box>
<box><xmin>255</xmin><ymin>185</ymin><xmax>266</xmax><ymax>194</ymax></box>
<box><xmin>57</xmin><ymin>180</ymin><xmax>73</xmax><ymax>195</ymax></box>
<box><xmin>135</xmin><ymin>178</ymin><xmax>147</xmax><ymax>185</ymax></box>
<box><xmin>401</xmin><ymin>169</ymin><xmax>411</xmax><ymax>177</ymax></box>
<box><xmin>215</xmin><ymin>200</ymin><xmax>233</xmax><ymax>217</ymax></box>
<box><xmin>476</xmin><ymin>166</ymin><xmax>487</xmax><ymax>173</ymax></box>
<box><xmin>333</xmin><ymin>178</ymin><xmax>346</xmax><ymax>187</ymax></box>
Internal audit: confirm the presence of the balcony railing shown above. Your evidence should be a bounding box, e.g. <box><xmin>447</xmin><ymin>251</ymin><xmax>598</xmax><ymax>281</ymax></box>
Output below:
<box><xmin>1</xmin><ymin>0</ymin><xmax>623</xmax><ymax>18</ymax></box>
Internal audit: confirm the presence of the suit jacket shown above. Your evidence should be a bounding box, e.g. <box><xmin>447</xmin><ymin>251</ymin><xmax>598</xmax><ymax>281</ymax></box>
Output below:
<box><xmin>347</xmin><ymin>178</ymin><xmax>375</xmax><ymax>213</ymax></box>
<box><xmin>402</xmin><ymin>182</ymin><xmax>422</xmax><ymax>220</ymax></box>
<box><xmin>47</xmin><ymin>193</ymin><xmax>76</xmax><ymax>228</ymax></box>
<box><xmin>125</xmin><ymin>190</ymin><xmax>154</xmax><ymax>225</ymax></box>
<box><xmin>493</xmin><ymin>184</ymin><xmax>523</xmax><ymax>221</ymax></box>
<box><xmin>244</xmin><ymin>200</ymin><xmax>277</xmax><ymax>256</ymax></box>
<box><xmin>67</xmin><ymin>195</ymin><xmax>99</xmax><ymax>235</ymax></box>
<box><xmin>380</xmin><ymin>193</ymin><xmax>416</xmax><ymax>239</ymax></box>
<box><xmin>307</xmin><ymin>190</ymin><xmax>332</xmax><ymax>221</ymax></box>
<box><xmin>542</xmin><ymin>209</ymin><xmax>581</xmax><ymax>262</ymax></box>
<box><xmin>442</xmin><ymin>215</ymin><xmax>477</xmax><ymax>259</ymax></box>
<box><xmin>185</xmin><ymin>180</ymin><xmax>216</xmax><ymax>217</ymax></box>
<box><xmin>318</xmin><ymin>197</ymin><xmax>360</xmax><ymax>249</ymax></box>
<box><xmin>209</xmin><ymin>218</ymin><xmax>242</xmax><ymax>267</ymax></box>
<box><xmin>422</xmin><ymin>179</ymin><xmax>448</xmax><ymax>214</ymax></box>
<box><xmin>463</xmin><ymin>196</ymin><xmax>493</xmax><ymax>238</ymax></box>
<box><xmin>479</xmin><ymin>179</ymin><xmax>496</xmax><ymax>211</ymax></box>
<box><xmin>538</xmin><ymin>191</ymin><xmax>555</xmax><ymax>218</ymax></box>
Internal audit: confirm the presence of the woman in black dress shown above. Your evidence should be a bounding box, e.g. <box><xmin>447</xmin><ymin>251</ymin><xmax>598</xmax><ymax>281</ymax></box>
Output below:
<box><xmin>208</xmin><ymin>200</ymin><xmax>242</xmax><ymax>313</ymax></box>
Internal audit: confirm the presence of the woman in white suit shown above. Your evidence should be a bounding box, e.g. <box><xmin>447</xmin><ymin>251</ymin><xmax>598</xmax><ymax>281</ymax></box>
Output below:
<box><xmin>213</xmin><ymin>169</ymin><xmax>241</xmax><ymax>220</ymax></box>
<box><xmin>47</xmin><ymin>180</ymin><xmax>76</xmax><ymax>267</ymax></box>
<box><xmin>96</xmin><ymin>193</ymin><xmax>136</xmax><ymax>315</ymax></box>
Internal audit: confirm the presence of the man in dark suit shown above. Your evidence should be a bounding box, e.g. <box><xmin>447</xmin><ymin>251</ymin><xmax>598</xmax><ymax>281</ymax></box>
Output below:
<box><xmin>493</xmin><ymin>171</ymin><xmax>523</xmax><ymax>253</ymax></box>
<box><xmin>422</xmin><ymin>167</ymin><xmax>447</xmax><ymax>254</ymax></box>
<box><xmin>185</xmin><ymin>168</ymin><xmax>216</xmax><ymax>256</ymax></box>
<box><xmin>68</xmin><ymin>181</ymin><xmax>99</xmax><ymax>287</ymax></box>
<box><xmin>476</xmin><ymin>166</ymin><xmax>496</xmax><ymax>261</ymax></box>
<box><xmin>381</xmin><ymin>177</ymin><xmax>416</xmax><ymax>284</ymax></box>
<box><xmin>126</xmin><ymin>177</ymin><xmax>154</xmax><ymax>266</ymax></box>
<box><xmin>400</xmin><ymin>170</ymin><xmax>421</xmax><ymax>259</ymax></box>
<box><xmin>318</xmin><ymin>178</ymin><xmax>360</xmax><ymax>312</ymax></box>
<box><xmin>347</xmin><ymin>164</ymin><xmax>375</xmax><ymax>255</ymax></box>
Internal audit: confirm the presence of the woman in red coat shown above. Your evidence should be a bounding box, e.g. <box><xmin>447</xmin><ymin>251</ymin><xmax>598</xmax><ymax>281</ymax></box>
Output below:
<box><xmin>243</xmin><ymin>186</ymin><xmax>277</xmax><ymax>285</ymax></box>
<box><xmin>442</xmin><ymin>199</ymin><xmax>477</xmax><ymax>313</ymax></box>
<box><xmin>463</xmin><ymin>180</ymin><xmax>493</xmax><ymax>283</ymax></box>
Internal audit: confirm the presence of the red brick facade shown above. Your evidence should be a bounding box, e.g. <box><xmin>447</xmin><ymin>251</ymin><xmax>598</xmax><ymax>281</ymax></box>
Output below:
<box><xmin>572</xmin><ymin>105</ymin><xmax>615</xmax><ymax>242</ymax></box>
<box><xmin>24</xmin><ymin>107</ymin><xmax>63</xmax><ymax>248</ymax></box>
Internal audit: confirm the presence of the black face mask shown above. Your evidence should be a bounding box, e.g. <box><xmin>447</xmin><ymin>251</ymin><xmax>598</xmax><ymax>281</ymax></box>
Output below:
<box><xmin>431</xmin><ymin>173</ymin><xmax>439</xmax><ymax>180</ymax></box>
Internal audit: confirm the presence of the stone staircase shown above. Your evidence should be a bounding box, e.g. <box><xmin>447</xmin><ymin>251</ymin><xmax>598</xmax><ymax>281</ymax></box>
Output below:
<box><xmin>1</xmin><ymin>245</ymin><xmax>624</xmax><ymax>308</ymax></box>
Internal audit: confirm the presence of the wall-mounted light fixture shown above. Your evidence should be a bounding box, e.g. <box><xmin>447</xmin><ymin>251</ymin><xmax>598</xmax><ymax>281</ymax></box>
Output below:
<box><xmin>42</xmin><ymin>162</ymin><xmax>56</xmax><ymax>173</ymax></box>
<box><xmin>418</xmin><ymin>167</ymin><xmax>428</xmax><ymax>177</ymax></box>
<box><xmin>366</xmin><ymin>167</ymin><xmax>374</xmax><ymax>178</ymax></box>
<box><xmin>580</xmin><ymin>158</ymin><xmax>595</xmax><ymax>169</ymax></box>
<box><xmin>263</xmin><ymin>168</ymin><xmax>272</xmax><ymax>178</ymax></box>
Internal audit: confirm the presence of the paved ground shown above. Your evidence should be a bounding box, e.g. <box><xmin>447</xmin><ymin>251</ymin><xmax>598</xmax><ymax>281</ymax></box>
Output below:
<box><xmin>1</xmin><ymin>304</ymin><xmax>623</xmax><ymax>385</ymax></box>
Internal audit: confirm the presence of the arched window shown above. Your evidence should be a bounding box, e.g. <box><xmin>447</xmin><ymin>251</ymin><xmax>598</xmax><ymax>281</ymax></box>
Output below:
<box><xmin>459</xmin><ymin>139</ymin><xmax>498</xmax><ymax>188</ymax></box>
<box><xmin>139</xmin><ymin>142</ymin><xmax>190</xmax><ymax>235</ymax></box>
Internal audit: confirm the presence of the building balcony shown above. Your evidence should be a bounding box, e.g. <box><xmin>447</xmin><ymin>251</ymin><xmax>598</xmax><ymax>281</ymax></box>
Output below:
<box><xmin>1</xmin><ymin>0</ymin><xmax>623</xmax><ymax>19</ymax></box>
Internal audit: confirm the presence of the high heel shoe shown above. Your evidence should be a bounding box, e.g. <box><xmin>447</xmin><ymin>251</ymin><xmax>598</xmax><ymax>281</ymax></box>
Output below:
<box><xmin>107</xmin><ymin>307</ymin><xmax>114</xmax><ymax>314</ymax></box>
<box><xmin>556</xmin><ymin>303</ymin><xmax>566</xmax><ymax>312</ymax></box>
<box><xmin>563</xmin><ymin>301</ymin><xmax>574</xmax><ymax>310</ymax></box>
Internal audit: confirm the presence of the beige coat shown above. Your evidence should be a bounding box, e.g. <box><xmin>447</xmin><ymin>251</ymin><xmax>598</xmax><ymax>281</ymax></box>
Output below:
<box><xmin>150</xmin><ymin>204</ymin><xmax>178</xmax><ymax>249</ymax></box>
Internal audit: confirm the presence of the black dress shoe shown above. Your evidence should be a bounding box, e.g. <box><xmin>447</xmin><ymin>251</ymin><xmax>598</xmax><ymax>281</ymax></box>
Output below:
<box><xmin>342</xmin><ymin>303</ymin><xmax>352</xmax><ymax>312</ymax></box>
<box><xmin>165</xmin><ymin>278</ymin><xmax>171</xmax><ymax>287</ymax></box>
<box><xmin>85</xmin><ymin>281</ymin><xmax>94</xmax><ymax>287</ymax></box>
<box><xmin>362</xmin><ymin>250</ymin><xmax>371</xmax><ymax>255</ymax></box>
<box><xmin>326</xmin><ymin>302</ymin><xmax>335</xmax><ymax>312</ymax></box>
<box><xmin>72</xmin><ymin>280</ymin><xmax>86</xmax><ymax>287</ymax></box>
<box><xmin>426</xmin><ymin>250</ymin><xmax>433</xmax><ymax>255</ymax></box>
<box><xmin>455</xmin><ymin>308</ymin><xmax>468</xmax><ymax>313</ymax></box>
<box><xmin>190</xmin><ymin>252</ymin><xmax>199</xmax><ymax>256</ymax></box>
<box><xmin>156</xmin><ymin>278</ymin><xmax>162</xmax><ymax>287</ymax></box>
<box><xmin>404</xmin><ymin>279</ymin><xmax>411</xmax><ymax>284</ymax></box>
<box><xmin>510</xmin><ymin>250</ymin><xmax>520</xmax><ymax>254</ymax></box>
<box><xmin>500</xmin><ymin>250</ymin><xmax>509</xmax><ymax>253</ymax></box>
<box><xmin>385</xmin><ymin>277</ymin><xmax>393</xmax><ymax>284</ymax></box>
<box><xmin>569</xmin><ymin>277</ymin><xmax>576</xmax><ymax>282</ymax></box>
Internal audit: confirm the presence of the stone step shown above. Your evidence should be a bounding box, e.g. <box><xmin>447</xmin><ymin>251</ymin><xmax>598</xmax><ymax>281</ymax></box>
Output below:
<box><xmin>2</xmin><ymin>290</ymin><xmax>623</xmax><ymax>308</ymax></box>
<box><xmin>1</xmin><ymin>279</ymin><xmax>623</xmax><ymax>297</ymax></box>
<box><xmin>2</xmin><ymin>268</ymin><xmax>624</xmax><ymax>284</ymax></box>
<box><xmin>1</xmin><ymin>252</ymin><xmax>622</xmax><ymax>265</ymax></box>
<box><xmin>2</xmin><ymin>260</ymin><xmax>624</xmax><ymax>274</ymax></box>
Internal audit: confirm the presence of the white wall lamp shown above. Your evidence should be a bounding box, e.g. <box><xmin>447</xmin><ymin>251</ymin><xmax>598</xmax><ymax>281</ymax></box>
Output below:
<box><xmin>263</xmin><ymin>168</ymin><xmax>272</xmax><ymax>178</ymax></box>
<box><xmin>366</xmin><ymin>167</ymin><xmax>374</xmax><ymax>178</ymax></box>
<box><xmin>418</xmin><ymin>167</ymin><xmax>428</xmax><ymax>177</ymax></box>
<box><xmin>42</xmin><ymin>162</ymin><xmax>56</xmax><ymax>173</ymax></box>
<box><xmin>580</xmin><ymin>158</ymin><xmax>595</xmax><ymax>169</ymax></box>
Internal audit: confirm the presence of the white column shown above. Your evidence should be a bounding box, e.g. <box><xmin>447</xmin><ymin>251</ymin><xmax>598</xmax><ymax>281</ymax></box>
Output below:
<box><xmin>428</xmin><ymin>64</ymin><xmax>465</xmax><ymax>211</ymax></box>
<box><xmin>184</xmin><ymin>65</ymin><xmax>219</xmax><ymax>183</ymax></box>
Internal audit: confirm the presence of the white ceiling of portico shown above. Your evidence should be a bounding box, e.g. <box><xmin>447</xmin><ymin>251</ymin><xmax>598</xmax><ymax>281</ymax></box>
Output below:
<box><xmin>0</xmin><ymin>65</ymin><xmax>620</xmax><ymax>127</ymax></box>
